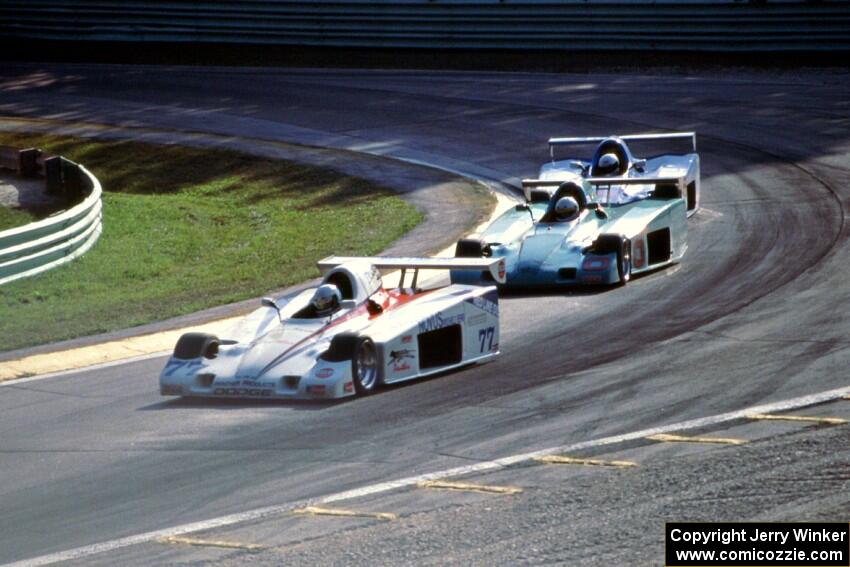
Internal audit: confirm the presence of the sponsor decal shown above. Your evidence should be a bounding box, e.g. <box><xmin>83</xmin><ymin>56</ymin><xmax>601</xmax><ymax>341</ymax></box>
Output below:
<box><xmin>363</xmin><ymin>266</ymin><xmax>382</xmax><ymax>292</ymax></box>
<box><xmin>498</xmin><ymin>259</ymin><xmax>506</xmax><ymax>280</ymax></box>
<box><xmin>212</xmin><ymin>378</ymin><xmax>276</xmax><ymax>396</ymax></box>
<box><xmin>306</xmin><ymin>385</ymin><xmax>326</xmax><ymax>396</ymax></box>
<box><xmin>466</xmin><ymin>293</ymin><xmax>498</xmax><ymax>316</ymax></box>
<box><xmin>229</xmin><ymin>378</ymin><xmax>276</xmax><ymax>388</ymax></box>
<box><xmin>344</xmin><ymin>381</ymin><xmax>354</xmax><ymax>393</ymax></box>
<box><xmin>581</xmin><ymin>256</ymin><xmax>610</xmax><ymax>271</ymax></box>
<box><xmin>213</xmin><ymin>388</ymin><xmax>273</xmax><ymax>397</ymax></box>
<box><xmin>315</xmin><ymin>367</ymin><xmax>334</xmax><ymax>379</ymax></box>
<box><xmin>418</xmin><ymin>312</ymin><xmax>465</xmax><ymax>333</ymax></box>
<box><xmin>468</xmin><ymin>313</ymin><xmax>487</xmax><ymax>327</ymax></box>
<box><xmin>633</xmin><ymin>238</ymin><xmax>646</xmax><ymax>269</ymax></box>
<box><xmin>388</xmin><ymin>349</ymin><xmax>415</xmax><ymax>372</ymax></box>
<box><xmin>401</xmin><ymin>334</ymin><xmax>413</xmax><ymax>344</ymax></box>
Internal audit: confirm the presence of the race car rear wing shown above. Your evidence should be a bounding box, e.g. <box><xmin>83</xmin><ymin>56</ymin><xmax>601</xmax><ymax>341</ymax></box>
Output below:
<box><xmin>587</xmin><ymin>176</ymin><xmax>686</xmax><ymax>205</ymax></box>
<box><xmin>547</xmin><ymin>132</ymin><xmax>697</xmax><ymax>160</ymax></box>
<box><xmin>318</xmin><ymin>256</ymin><xmax>506</xmax><ymax>285</ymax></box>
<box><xmin>586</xmin><ymin>176</ymin><xmax>685</xmax><ymax>188</ymax></box>
<box><xmin>521</xmin><ymin>176</ymin><xmax>687</xmax><ymax>205</ymax></box>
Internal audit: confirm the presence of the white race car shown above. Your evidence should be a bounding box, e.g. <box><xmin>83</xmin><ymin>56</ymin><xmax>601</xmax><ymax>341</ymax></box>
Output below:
<box><xmin>159</xmin><ymin>256</ymin><xmax>505</xmax><ymax>400</ymax></box>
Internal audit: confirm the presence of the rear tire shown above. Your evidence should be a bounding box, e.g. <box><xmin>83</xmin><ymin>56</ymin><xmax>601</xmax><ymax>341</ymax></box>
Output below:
<box><xmin>174</xmin><ymin>332</ymin><xmax>219</xmax><ymax>360</ymax></box>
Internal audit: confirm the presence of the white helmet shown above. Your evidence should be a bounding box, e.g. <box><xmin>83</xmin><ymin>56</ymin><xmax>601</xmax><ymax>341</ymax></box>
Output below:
<box><xmin>554</xmin><ymin>196</ymin><xmax>580</xmax><ymax>221</ymax></box>
<box><xmin>596</xmin><ymin>153</ymin><xmax>620</xmax><ymax>176</ymax></box>
<box><xmin>311</xmin><ymin>284</ymin><xmax>342</xmax><ymax>316</ymax></box>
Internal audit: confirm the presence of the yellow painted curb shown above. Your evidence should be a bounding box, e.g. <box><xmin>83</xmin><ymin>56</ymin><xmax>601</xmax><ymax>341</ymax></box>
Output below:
<box><xmin>0</xmin><ymin>316</ymin><xmax>242</xmax><ymax>383</ymax></box>
<box><xmin>417</xmin><ymin>480</ymin><xmax>522</xmax><ymax>495</ymax></box>
<box><xmin>646</xmin><ymin>433</ymin><xmax>748</xmax><ymax>445</ymax></box>
<box><xmin>534</xmin><ymin>455</ymin><xmax>637</xmax><ymax>467</ymax></box>
<box><xmin>291</xmin><ymin>506</ymin><xmax>396</xmax><ymax>521</ymax></box>
<box><xmin>746</xmin><ymin>413</ymin><xmax>847</xmax><ymax>425</ymax></box>
<box><xmin>157</xmin><ymin>536</ymin><xmax>263</xmax><ymax>551</ymax></box>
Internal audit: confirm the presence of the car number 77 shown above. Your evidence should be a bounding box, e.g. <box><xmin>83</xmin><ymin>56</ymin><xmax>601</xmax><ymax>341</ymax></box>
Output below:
<box><xmin>478</xmin><ymin>326</ymin><xmax>495</xmax><ymax>353</ymax></box>
<box><xmin>163</xmin><ymin>359</ymin><xmax>203</xmax><ymax>377</ymax></box>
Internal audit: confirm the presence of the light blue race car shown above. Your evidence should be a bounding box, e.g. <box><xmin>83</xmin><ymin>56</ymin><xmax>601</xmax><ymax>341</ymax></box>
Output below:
<box><xmin>451</xmin><ymin>132</ymin><xmax>700</xmax><ymax>288</ymax></box>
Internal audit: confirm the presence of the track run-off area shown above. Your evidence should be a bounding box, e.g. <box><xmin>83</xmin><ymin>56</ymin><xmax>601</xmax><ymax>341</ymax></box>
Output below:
<box><xmin>0</xmin><ymin>65</ymin><xmax>848</xmax><ymax>565</ymax></box>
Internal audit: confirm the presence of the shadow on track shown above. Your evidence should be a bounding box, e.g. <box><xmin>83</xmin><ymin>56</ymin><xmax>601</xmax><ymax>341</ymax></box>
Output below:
<box><xmin>137</xmin><ymin>396</ymin><xmax>348</xmax><ymax>411</ymax></box>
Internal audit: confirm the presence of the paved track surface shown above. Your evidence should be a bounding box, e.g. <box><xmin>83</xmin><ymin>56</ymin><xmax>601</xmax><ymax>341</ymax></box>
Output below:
<box><xmin>0</xmin><ymin>65</ymin><xmax>848</xmax><ymax>565</ymax></box>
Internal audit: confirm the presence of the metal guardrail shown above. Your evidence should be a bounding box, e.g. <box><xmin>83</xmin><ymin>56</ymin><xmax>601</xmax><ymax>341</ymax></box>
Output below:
<box><xmin>0</xmin><ymin>147</ymin><xmax>103</xmax><ymax>286</ymax></box>
<box><xmin>1</xmin><ymin>0</ymin><xmax>849</xmax><ymax>51</ymax></box>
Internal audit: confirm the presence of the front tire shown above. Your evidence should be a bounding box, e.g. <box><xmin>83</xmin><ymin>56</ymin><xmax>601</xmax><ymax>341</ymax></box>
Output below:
<box><xmin>616</xmin><ymin>237</ymin><xmax>632</xmax><ymax>286</ymax></box>
<box><xmin>352</xmin><ymin>337</ymin><xmax>379</xmax><ymax>395</ymax></box>
<box><xmin>173</xmin><ymin>332</ymin><xmax>219</xmax><ymax>360</ymax></box>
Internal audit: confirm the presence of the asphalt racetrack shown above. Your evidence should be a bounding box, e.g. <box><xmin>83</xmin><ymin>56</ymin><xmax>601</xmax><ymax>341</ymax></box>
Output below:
<box><xmin>0</xmin><ymin>65</ymin><xmax>848</xmax><ymax>565</ymax></box>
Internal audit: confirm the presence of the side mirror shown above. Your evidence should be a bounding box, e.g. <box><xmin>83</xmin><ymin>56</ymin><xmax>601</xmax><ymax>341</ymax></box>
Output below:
<box><xmin>339</xmin><ymin>299</ymin><xmax>357</xmax><ymax>311</ymax></box>
<box><xmin>586</xmin><ymin>203</ymin><xmax>608</xmax><ymax>219</ymax></box>
<box><xmin>261</xmin><ymin>297</ymin><xmax>282</xmax><ymax>322</ymax></box>
<box><xmin>516</xmin><ymin>202</ymin><xmax>535</xmax><ymax>223</ymax></box>
<box><xmin>366</xmin><ymin>298</ymin><xmax>384</xmax><ymax>315</ymax></box>
<box><xmin>633</xmin><ymin>159</ymin><xmax>646</xmax><ymax>172</ymax></box>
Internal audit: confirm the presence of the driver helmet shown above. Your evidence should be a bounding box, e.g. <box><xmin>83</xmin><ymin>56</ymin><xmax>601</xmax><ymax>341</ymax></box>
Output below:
<box><xmin>596</xmin><ymin>153</ymin><xmax>620</xmax><ymax>176</ymax></box>
<box><xmin>554</xmin><ymin>196</ymin><xmax>580</xmax><ymax>222</ymax></box>
<box><xmin>311</xmin><ymin>284</ymin><xmax>342</xmax><ymax>316</ymax></box>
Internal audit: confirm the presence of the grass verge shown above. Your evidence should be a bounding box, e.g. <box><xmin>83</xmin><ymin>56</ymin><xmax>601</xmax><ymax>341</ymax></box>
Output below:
<box><xmin>0</xmin><ymin>206</ymin><xmax>36</xmax><ymax>231</ymax></box>
<box><xmin>0</xmin><ymin>132</ymin><xmax>422</xmax><ymax>351</ymax></box>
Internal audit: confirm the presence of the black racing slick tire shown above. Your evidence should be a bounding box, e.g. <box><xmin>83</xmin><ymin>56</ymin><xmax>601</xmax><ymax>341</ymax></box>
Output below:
<box><xmin>455</xmin><ymin>237</ymin><xmax>487</xmax><ymax>258</ymax></box>
<box><xmin>173</xmin><ymin>332</ymin><xmax>219</xmax><ymax>360</ymax></box>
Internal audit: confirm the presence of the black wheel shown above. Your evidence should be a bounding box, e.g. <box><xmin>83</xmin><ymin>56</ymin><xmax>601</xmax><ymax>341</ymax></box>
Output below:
<box><xmin>616</xmin><ymin>237</ymin><xmax>632</xmax><ymax>286</ymax></box>
<box><xmin>351</xmin><ymin>337</ymin><xmax>379</xmax><ymax>395</ymax></box>
<box><xmin>455</xmin><ymin>237</ymin><xmax>487</xmax><ymax>258</ymax></box>
<box><xmin>173</xmin><ymin>332</ymin><xmax>219</xmax><ymax>360</ymax></box>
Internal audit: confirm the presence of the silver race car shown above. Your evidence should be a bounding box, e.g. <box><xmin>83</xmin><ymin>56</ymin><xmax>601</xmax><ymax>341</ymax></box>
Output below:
<box><xmin>160</xmin><ymin>256</ymin><xmax>505</xmax><ymax>400</ymax></box>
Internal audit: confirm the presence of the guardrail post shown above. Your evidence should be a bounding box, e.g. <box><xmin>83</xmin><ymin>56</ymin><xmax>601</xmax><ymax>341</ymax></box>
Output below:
<box><xmin>18</xmin><ymin>148</ymin><xmax>40</xmax><ymax>177</ymax></box>
<box><xmin>61</xmin><ymin>158</ymin><xmax>85</xmax><ymax>204</ymax></box>
<box><xmin>44</xmin><ymin>156</ymin><xmax>63</xmax><ymax>196</ymax></box>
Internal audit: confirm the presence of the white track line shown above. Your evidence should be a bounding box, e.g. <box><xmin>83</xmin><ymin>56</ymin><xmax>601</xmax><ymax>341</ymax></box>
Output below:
<box><xmin>6</xmin><ymin>384</ymin><xmax>848</xmax><ymax>567</ymax></box>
